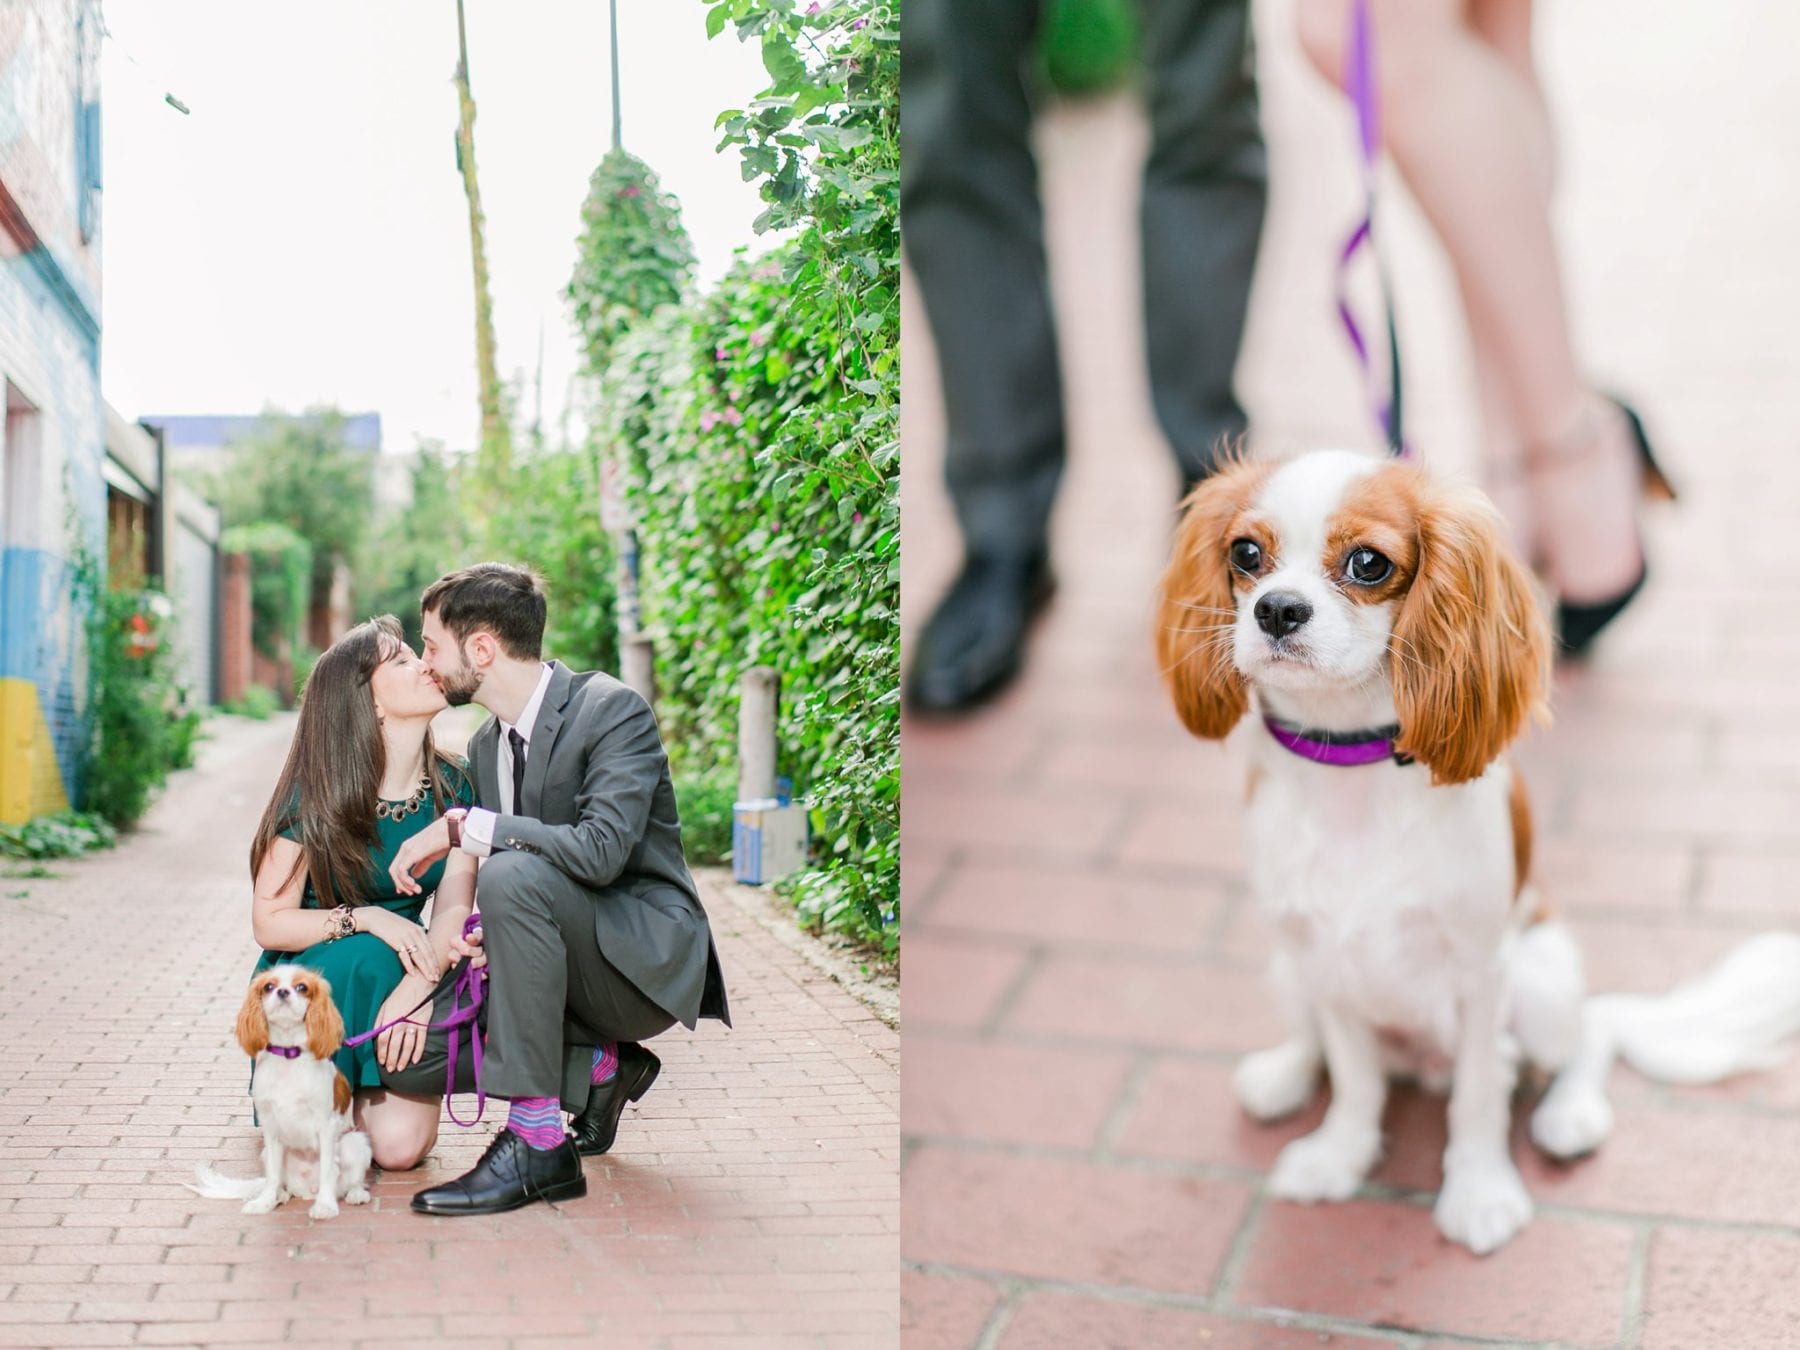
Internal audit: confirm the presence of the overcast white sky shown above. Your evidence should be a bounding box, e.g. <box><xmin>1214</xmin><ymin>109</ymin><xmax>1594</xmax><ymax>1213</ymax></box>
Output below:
<box><xmin>99</xmin><ymin>1</ymin><xmax>775</xmax><ymax>454</ymax></box>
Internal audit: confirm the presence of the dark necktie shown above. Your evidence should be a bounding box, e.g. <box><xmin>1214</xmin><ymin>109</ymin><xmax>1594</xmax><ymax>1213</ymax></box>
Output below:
<box><xmin>508</xmin><ymin>727</ymin><xmax>527</xmax><ymax>815</ymax></box>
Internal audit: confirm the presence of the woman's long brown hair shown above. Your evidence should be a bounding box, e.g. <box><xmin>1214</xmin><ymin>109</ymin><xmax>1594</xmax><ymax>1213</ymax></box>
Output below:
<box><xmin>249</xmin><ymin>614</ymin><xmax>458</xmax><ymax>909</ymax></box>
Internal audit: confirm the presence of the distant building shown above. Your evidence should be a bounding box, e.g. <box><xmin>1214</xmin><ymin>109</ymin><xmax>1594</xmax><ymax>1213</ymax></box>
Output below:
<box><xmin>0</xmin><ymin>0</ymin><xmax>106</xmax><ymax>822</ymax></box>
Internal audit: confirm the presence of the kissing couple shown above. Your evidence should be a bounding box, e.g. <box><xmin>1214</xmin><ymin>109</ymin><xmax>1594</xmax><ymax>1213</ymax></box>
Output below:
<box><xmin>245</xmin><ymin>562</ymin><xmax>731</xmax><ymax>1213</ymax></box>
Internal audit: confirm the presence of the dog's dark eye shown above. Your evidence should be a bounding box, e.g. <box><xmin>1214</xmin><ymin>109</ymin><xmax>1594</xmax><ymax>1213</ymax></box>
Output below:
<box><xmin>294</xmin><ymin>983</ymin><xmax>308</xmax><ymax>995</ymax></box>
<box><xmin>263</xmin><ymin>982</ymin><xmax>276</xmax><ymax>993</ymax></box>
<box><xmin>1229</xmin><ymin>539</ymin><xmax>1264</xmax><ymax>575</ymax></box>
<box><xmin>1345</xmin><ymin>548</ymin><xmax>1393</xmax><ymax>585</ymax></box>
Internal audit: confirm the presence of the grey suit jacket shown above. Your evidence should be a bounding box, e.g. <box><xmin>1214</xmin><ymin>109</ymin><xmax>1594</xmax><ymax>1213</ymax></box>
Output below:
<box><xmin>469</xmin><ymin>661</ymin><xmax>730</xmax><ymax>1029</ymax></box>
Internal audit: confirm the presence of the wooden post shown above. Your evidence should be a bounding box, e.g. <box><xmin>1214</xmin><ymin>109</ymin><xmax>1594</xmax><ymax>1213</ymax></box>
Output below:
<box><xmin>738</xmin><ymin>667</ymin><xmax>779</xmax><ymax>803</ymax></box>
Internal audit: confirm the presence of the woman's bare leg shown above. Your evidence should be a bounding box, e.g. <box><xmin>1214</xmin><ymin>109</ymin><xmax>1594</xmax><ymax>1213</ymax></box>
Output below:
<box><xmin>1296</xmin><ymin>0</ymin><xmax>1643</xmax><ymax>601</ymax></box>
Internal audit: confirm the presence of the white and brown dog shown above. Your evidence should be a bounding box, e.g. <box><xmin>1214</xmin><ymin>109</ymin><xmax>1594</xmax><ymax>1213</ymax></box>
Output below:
<box><xmin>1157</xmin><ymin>448</ymin><xmax>1800</xmax><ymax>1254</ymax></box>
<box><xmin>191</xmin><ymin>966</ymin><xmax>373</xmax><ymax>1219</ymax></box>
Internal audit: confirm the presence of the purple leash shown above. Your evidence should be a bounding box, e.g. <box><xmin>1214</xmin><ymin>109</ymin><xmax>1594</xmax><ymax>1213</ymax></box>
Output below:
<box><xmin>345</xmin><ymin>912</ymin><xmax>488</xmax><ymax>1126</ymax></box>
<box><xmin>1337</xmin><ymin>0</ymin><xmax>1408</xmax><ymax>459</ymax></box>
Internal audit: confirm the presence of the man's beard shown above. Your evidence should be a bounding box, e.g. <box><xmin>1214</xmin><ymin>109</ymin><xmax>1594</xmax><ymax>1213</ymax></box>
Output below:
<box><xmin>435</xmin><ymin>659</ymin><xmax>482</xmax><ymax>707</ymax></box>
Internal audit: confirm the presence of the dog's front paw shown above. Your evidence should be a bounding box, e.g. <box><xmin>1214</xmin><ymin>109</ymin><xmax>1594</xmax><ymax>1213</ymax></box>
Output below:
<box><xmin>1268</xmin><ymin>1128</ymin><xmax>1378</xmax><ymax>1203</ymax></box>
<box><xmin>1530</xmin><ymin>1078</ymin><xmax>1614</xmax><ymax>1159</ymax></box>
<box><xmin>1234</xmin><ymin>1043</ymin><xmax>1321</xmax><ymax>1122</ymax></box>
<box><xmin>344</xmin><ymin>1185</ymin><xmax>371</xmax><ymax>1206</ymax></box>
<box><xmin>309</xmin><ymin>1197</ymin><xmax>340</xmax><ymax>1220</ymax></box>
<box><xmin>241</xmin><ymin>1188</ymin><xmax>282</xmax><ymax>1215</ymax></box>
<box><xmin>1435</xmin><ymin>1162</ymin><xmax>1533</xmax><ymax>1254</ymax></box>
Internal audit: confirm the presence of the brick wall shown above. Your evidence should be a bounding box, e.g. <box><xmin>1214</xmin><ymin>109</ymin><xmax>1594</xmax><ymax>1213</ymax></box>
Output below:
<box><xmin>217</xmin><ymin>552</ymin><xmax>252</xmax><ymax>706</ymax></box>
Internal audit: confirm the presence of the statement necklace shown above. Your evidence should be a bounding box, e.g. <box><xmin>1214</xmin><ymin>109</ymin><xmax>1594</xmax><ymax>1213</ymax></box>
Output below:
<box><xmin>376</xmin><ymin>773</ymin><xmax>432</xmax><ymax>821</ymax></box>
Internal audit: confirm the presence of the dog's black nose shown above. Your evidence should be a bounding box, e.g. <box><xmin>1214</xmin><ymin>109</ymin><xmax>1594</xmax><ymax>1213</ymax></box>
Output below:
<box><xmin>1254</xmin><ymin>590</ymin><xmax>1312</xmax><ymax>639</ymax></box>
<box><xmin>275</xmin><ymin>988</ymin><xmax>291</xmax><ymax>999</ymax></box>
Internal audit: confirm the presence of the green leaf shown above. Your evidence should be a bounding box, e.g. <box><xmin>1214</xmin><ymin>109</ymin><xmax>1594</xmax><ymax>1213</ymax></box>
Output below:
<box><xmin>706</xmin><ymin>3</ymin><xmax>731</xmax><ymax>40</ymax></box>
<box><xmin>761</xmin><ymin>32</ymin><xmax>806</xmax><ymax>90</ymax></box>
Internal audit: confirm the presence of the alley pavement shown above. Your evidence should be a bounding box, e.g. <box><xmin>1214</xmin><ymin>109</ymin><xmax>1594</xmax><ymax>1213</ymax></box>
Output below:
<box><xmin>900</xmin><ymin>0</ymin><xmax>1800</xmax><ymax>1346</ymax></box>
<box><xmin>0</xmin><ymin>712</ymin><xmax>898</xmax><ymax>1348</ymax></box>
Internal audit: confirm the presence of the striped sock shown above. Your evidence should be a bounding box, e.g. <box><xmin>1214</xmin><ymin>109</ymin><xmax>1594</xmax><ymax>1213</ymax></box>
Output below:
<box><xmin>505</xmin><ymin>1096</ymin><xmax>566</xmax><ymax>1150</ymax></box>
<box><xmin>590</xmin><ymin>1042</ymin><xmax>619</xmax><ymax>1085</ymax></box>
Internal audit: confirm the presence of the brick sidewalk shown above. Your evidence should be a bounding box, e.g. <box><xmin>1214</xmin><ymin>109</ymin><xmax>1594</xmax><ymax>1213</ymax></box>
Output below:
<box><xmin>900</xmin><ymin>1</ymin><xmax>1800</xmax><ymax>1346</ymax></box>
<box><xmin>0</xmin><ymin>713</ymin><xmax>898</xmax><ymax>1348</ymax></box>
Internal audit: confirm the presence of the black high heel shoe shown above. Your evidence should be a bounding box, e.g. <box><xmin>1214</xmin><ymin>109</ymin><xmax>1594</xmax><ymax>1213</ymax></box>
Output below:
<box><xmin>1553</xmin><ymin>397</ymin><xmax>1677</xmax><ymax>658</ymax></box>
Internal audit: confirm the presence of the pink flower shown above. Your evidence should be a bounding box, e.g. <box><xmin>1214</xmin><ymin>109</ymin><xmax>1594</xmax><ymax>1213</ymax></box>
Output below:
<box><xmin>853</xmin><ymin>511</ymin><xmax>863</xmax><ymax>524</ymax></box>
<box><xmin>724</xmin><ymin>407</ymin><xmax>744</xmax><ymax>426</ymax></box>
<box><xmin>700</xmin><ymin>411</ymin><xmax>722</xmax><ymax>432</ymax></box>
<box><xmin>806</xmin><ymin>1</ymin><xmax>821</xmax><ymax>11</ymax></box>
<box><xmin>715</xmin><ymin>345</ymin><xmax>728</xmax><ymax>361</ymax></box>
<box><xmin>620</xmin><ymin>185</ymin><xmax>641</xmax><ymax>198</ymax></box>
<box><xmin>750</xmin><ymin>330</ymin><xmax>769</xmax><ymax>347</ymax></box>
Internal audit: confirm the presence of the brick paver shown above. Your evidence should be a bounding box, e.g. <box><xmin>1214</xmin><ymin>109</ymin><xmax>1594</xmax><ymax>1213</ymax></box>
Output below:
<box><xmin>1</xmin><ymin>713</ymin><xmax>898</xmax><ymax>1347</ymax></box>
<box><xmin>900</xmin><ymin>0</ymin><xmax>1800</xmax><ymax>1345</ymax></box>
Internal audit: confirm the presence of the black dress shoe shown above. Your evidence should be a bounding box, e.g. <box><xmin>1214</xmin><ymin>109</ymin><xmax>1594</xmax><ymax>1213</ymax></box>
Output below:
<box><xmin>410</xmin><ymin>1128</ymin><xmax>586</xmax><ymax>1216</ymax></box>
<box><xmin>904</xmin><ymin>553</ymin><xmax>1055</xmax><ymax>715</ymax></box>
<box><xmin>569</xmin><ymin>1042</ymin><xmax>661</xmax><ymax>1157</ymax></box>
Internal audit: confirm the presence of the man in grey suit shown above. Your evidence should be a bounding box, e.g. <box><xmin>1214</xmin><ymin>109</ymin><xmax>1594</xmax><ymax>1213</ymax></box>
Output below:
<box><xmin>903</xmin><ymin>0</ymin><xmax>1266</xmax><ymax>712</ymax></box>
<box><xmin>381</xmin><ymin>563</ymin><xmax>730</xmax><ymax>1215</ymax></box>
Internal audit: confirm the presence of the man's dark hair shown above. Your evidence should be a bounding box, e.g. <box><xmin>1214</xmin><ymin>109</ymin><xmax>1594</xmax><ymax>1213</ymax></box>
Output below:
<box><xmin>421</xmin><ymin>562</ymin><xmax>547</xmax><ymax>659</ymax></box>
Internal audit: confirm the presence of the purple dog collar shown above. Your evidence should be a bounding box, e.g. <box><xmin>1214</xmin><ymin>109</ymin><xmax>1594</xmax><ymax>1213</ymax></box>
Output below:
<box><xmin>263</xmin><ymin>1045</ymin><xmax>303</xmax><ymax>1059</ymax></box>
<box><xmin>1263</xmin><ymin>715</ymin><xmax>1414</xmax><ymax>768</ymax></box>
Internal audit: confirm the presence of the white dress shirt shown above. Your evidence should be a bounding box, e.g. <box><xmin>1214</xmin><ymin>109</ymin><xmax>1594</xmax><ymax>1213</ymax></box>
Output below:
<box><xmin>458</xmin><ymin>662</ymin><xmax>553</xmax><ymax>858</ymax></box>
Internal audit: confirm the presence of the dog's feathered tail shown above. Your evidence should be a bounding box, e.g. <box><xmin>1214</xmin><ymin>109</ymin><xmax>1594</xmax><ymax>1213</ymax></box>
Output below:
<box><xmin>1594</xmin><ymin>932</ymin><xmax>1800</xmax><ymax>1084</ymax></box>
<box><xmin>188</xmin><ymin>1164</ymin><xmax>266</xmax><ymax>1199</ymax></box>
<box><xmin>1532</xmin><ymin>932</ymin><xmax>1800</xmax><ymax>1160</ymax></box>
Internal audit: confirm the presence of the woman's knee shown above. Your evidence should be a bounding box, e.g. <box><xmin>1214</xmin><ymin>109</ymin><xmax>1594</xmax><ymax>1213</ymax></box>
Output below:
<box><xmin>357</xmin><ymin>1096</ymin><xmax>440</xmax><ymax>1170</ymax></box>
<box><xmin>365</xmin><ymin>1117</ymin><xmax>437</xmax><ymax>1171</ymax></box>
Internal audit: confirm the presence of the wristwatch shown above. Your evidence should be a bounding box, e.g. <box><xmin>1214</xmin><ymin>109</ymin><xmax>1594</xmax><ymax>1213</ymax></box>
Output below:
<box><xmin>444</xmin><ymin>807</ymin><xmax>467</xmax><ymax>850</ymax></box>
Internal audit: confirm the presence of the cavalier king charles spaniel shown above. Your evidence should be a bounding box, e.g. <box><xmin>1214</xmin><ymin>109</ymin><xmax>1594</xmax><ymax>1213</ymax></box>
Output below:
<box><xmin>191</xmin><ymin>966</ymin><xmax>372</xmax><ymax>1219</ymax></box>
<box><xmin>1157</xmin><ymin>448</ymin><xmax>1800</xmax><ymax>1254</ymax></box>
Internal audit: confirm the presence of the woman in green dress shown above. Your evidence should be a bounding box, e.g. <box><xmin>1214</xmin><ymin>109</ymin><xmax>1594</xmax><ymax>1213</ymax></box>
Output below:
<box><xmin>247</xmin><ymin>614</ymin><xmax>478</xmax><ymax>1171</ymax></box>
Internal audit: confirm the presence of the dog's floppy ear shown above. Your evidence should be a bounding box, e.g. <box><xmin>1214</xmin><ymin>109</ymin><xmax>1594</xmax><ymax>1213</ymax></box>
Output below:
<box><xmin>1156</xmin><ymin>457</ymin><xmax>1268</xmax><ymax>740</ymax></box>
<box><xmin>236</xmin><ymin>977</ymin><xmax>269</xmax><ymax>1057</ymax></box>
<box><xmin>1391</xmin><ymin>480</ymin><xmax>1550</xmax><ymax>785</ymax></box>
<box><xmin>303</xmin><ymin>973</ymin><xmax>345</xmax><ymax>1061</ymax></box>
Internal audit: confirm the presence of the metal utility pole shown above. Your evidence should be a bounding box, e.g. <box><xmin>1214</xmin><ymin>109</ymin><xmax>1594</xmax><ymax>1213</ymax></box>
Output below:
<box><xmin>454</xmin><ymin>0</ymin><xmax>510</xmax><ymax>479</ymax></box>
<box><xmin>610</xmin><ymin>0</ymin><xmax>623</xmax><ymax>150</ymax></box>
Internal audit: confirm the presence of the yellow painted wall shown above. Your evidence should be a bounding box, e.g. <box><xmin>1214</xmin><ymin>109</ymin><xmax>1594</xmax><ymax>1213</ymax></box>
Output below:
<box><xmin>0</xmin><ymin>677</ymin><xmax>71</xmax><ymax>824</ymax></box>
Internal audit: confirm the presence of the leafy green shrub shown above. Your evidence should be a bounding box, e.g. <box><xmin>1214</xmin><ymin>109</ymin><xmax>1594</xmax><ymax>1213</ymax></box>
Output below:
<box><xmin>221</xmin><ymin>522</ymin><xmax>312</xmax><ymax>660</ymax></box>
<box><xmin>291</xmin><ymin>645</ymin><xmax>322</xmax><ymax>703</ymax></box>
<box><xmin>80</xmin><ymin>587</ymin><xmax>194</xmax><ymax>828</ymax></box>
<box><xmin>674</xmin><ymin>769</ymin><xmax>737</xmax><ymax>866</ymax></box>
<box><xmin>208</xmin><ymin>411</ymin><xmax>374</xmax><ymax>623</ymax></box>
<box><xmin>1039</xmin><ymin>0</ymin><xmax>1140</xmax><ymax>95</ymax></box>
<box><xmin>356</xmin><ymin>444</ymin><xmax>475</xmax><ymax>650</ymax></box>
<box><xmin>590</xmin><ymin>0</ymin><xmax>896</xmax><ymax>956</ymax></box>
<box><xmin>0</xmin><ymin>811</ymin><xmax>116</xmax><ymax>860</ymax></box>
<box><xmin>168</xmin><ymin>707</ymin><xmax>205</xmax><ymax>771</ymax></box>
<box><xmin>568</xmin><ymin>150</ymin><xmax>697</xmax><ymax>381</ymax></box>
<box><xmin>223</xmin><ymin>684</ymin><xmax>281</xmax><ymax>721</ymax></box>
<box><xmin>482</xmin><ymin>446</ymin><xmax>620</xmax><ymax>675</ymax></box>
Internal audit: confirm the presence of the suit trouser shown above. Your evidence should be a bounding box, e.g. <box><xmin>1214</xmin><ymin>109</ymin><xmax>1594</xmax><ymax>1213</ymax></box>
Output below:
<box><xmin>901</xmin><ymin>0</ymin><xmax>1268</xmax><ymax>558</ymax></box>
<box><xmin>380</xmin><ymin>852</ymin><xmax>677</xmax><ymax>1113</ymax></box>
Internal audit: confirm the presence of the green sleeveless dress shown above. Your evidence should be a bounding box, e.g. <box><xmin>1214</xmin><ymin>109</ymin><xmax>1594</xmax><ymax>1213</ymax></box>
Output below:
<box><xmin>251</xmin><ymin>760</ymin><xmax>476</xmax><ymax>1090</ymax></box>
